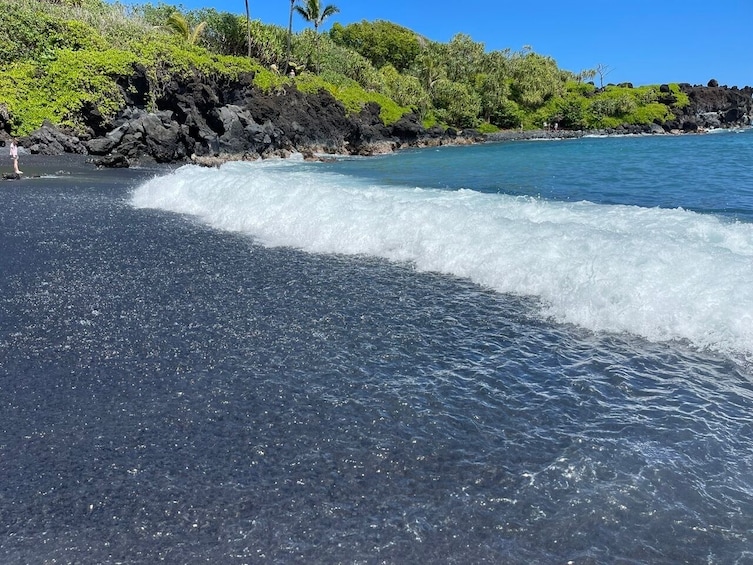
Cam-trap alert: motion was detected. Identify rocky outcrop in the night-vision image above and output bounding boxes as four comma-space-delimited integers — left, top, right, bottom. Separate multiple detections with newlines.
666, 84, 753, 131
86, 108, 189, 163
13, 65, 483, 167
24, 120, 87, 155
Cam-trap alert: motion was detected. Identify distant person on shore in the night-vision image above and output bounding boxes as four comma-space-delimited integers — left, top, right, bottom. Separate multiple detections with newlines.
9, 137, 22, 175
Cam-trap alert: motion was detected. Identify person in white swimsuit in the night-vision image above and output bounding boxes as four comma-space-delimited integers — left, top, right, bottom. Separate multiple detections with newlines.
9, 137, 22, 175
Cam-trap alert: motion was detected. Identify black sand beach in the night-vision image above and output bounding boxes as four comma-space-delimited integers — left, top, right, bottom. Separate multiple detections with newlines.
1, 153, 172, 188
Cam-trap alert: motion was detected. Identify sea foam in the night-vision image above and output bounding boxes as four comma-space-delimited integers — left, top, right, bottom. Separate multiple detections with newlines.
131, 160, 753, 358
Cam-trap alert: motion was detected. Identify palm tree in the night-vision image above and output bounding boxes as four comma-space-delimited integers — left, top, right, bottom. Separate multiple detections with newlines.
284, 0, 295, 76
244, 0, 251, 59
294, 0, 339, 72
165, 12, 207, 45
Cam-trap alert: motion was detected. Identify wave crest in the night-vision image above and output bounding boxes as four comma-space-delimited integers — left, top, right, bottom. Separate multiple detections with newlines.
131, 160, 753, 358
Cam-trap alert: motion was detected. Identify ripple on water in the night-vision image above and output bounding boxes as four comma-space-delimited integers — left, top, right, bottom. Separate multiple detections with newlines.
1, 181, 752, 563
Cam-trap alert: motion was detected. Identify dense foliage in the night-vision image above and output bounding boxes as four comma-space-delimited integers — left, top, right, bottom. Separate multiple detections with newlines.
0, 0, 689, 136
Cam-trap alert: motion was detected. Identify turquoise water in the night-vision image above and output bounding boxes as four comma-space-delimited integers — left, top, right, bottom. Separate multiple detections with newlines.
2, 132, 752, 564
332, 131, 753, 220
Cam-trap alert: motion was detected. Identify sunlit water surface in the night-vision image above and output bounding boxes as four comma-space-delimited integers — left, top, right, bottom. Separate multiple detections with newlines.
1, 134, 752, 564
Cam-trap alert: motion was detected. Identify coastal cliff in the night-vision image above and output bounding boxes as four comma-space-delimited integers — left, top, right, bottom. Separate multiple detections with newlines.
2, 72, 751, 168
1, 66, 483, 168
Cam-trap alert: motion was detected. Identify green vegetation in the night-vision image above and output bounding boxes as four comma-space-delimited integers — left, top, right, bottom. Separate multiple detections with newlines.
294, 0, 339, 73
0, 0, 689, 137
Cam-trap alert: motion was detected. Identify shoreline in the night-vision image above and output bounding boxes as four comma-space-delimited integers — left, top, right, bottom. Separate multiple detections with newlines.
0, 153, 174, 184
2, 125, 750, 179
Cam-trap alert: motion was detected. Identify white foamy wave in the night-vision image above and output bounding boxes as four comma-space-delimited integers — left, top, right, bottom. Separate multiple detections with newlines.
131, 160, 753, 358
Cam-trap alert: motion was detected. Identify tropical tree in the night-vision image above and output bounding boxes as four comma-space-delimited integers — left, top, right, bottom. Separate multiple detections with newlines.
380, 64, 430, 116
509, 49, 564, 108
443, 33, 485, 84
329, 20, 421, 72
431, 78, 481, 127
196, 9, 248, 56
285, 0, 295, 75
476, 50, 512, 124
294, 0, 339, 72
411, 41, 446, 91
575, 68, 597, 84
165, 12, 207, 45
247, 19, 286, 67
244, 0, 251, 58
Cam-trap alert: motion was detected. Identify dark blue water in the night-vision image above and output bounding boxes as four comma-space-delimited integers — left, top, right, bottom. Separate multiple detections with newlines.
1, 135, 753, 564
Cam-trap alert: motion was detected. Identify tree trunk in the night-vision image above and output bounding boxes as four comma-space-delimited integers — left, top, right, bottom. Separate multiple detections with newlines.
245, 0, 251, 59
285, 0, 294, 75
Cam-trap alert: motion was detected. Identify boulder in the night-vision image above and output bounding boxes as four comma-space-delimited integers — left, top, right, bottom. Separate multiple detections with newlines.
389, 113, 424, 143
25, 121, 86, 155
91, 153, 130, 168
140, 111, 188, 162
204, 104, 283, 155
682, 119, 699, 132
242, 86, 351, 152
347, 101, 394, 152
86, 110, 189, 163
86, 125, 127, 155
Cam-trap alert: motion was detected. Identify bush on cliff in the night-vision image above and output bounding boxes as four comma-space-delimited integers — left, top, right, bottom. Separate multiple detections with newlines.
585, 85, 682, 128
295, 73, 410, 125
0, 49, 137, 134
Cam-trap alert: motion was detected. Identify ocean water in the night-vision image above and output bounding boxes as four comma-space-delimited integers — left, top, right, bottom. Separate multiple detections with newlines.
1, 132, 752, 564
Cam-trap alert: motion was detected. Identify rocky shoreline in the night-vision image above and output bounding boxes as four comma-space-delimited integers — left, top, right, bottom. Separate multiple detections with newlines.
1, 69, 752, 172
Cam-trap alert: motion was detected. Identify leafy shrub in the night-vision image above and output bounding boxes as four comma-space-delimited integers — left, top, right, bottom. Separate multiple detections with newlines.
380, 65, 430, 116
668, 83, 690, 108
295, 72, 409, 125
494, 99, 525, 129
634, 85, 659, 105
431, 78, 481, 128
0, 48, 137, 134
555, 96, 589, 129
590, 94, 637, 118
294, 31, 386, 93
476, 122, 500, 133
194, 9, 248, 56
0, 3, 66, 64
566, 80, 597, 96
624, 103, 673, 125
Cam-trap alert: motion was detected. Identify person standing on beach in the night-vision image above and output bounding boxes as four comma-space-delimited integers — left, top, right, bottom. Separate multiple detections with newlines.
9, 137, 22, 175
